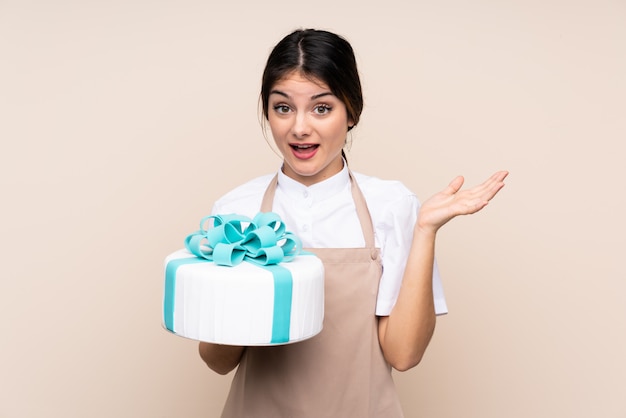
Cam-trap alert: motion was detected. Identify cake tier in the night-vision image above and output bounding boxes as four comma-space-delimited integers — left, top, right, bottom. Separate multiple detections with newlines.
164, 249, 324, 345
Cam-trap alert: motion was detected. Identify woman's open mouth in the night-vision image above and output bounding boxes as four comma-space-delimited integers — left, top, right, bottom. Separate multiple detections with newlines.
290, 144, 319, 159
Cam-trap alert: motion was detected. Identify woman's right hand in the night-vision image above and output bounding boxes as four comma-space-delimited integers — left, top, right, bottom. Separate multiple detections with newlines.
199, 342, 245, 375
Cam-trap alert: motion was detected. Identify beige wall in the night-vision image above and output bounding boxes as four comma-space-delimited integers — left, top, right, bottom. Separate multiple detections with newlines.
1, 0, 625, 417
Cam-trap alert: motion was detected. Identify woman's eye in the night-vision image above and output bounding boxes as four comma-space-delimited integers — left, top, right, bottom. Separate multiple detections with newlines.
314, 105, 332, 115
273, 105, 291, 114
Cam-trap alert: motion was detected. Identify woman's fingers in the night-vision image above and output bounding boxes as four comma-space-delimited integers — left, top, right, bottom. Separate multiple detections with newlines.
454, 170, 508, 214
445, 175, 465, 195
467, 171, 508, 198
478, 170, 508, 202
419, 171, 508, 230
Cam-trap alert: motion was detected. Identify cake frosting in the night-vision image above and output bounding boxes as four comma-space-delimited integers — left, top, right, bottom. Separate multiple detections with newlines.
163, 212, 324, 345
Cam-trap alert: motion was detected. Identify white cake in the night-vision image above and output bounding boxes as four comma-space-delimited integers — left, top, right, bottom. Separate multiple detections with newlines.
163, 213, 324, 345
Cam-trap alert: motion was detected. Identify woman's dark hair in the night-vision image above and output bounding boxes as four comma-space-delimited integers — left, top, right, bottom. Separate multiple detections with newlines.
261, 29, 363, 135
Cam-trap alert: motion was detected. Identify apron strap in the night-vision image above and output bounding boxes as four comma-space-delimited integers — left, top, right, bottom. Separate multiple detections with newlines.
260, 171, 376, 248
260, 175, 278, 213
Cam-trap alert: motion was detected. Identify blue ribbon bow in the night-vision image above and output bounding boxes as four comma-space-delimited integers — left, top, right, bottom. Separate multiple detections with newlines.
184, 212, 302, 266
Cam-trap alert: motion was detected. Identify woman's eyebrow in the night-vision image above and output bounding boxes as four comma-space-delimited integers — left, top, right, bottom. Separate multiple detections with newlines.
311, 92, 333, 100
270, 89, 290, 98
270, 90, 334, 100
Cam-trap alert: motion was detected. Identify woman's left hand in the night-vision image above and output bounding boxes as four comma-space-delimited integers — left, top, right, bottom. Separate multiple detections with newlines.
417, 170, 509, 234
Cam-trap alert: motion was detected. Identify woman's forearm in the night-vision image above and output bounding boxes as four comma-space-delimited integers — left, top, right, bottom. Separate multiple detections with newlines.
378, 226, 437, 371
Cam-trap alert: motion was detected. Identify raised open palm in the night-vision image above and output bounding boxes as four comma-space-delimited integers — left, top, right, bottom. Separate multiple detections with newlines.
417, 171, 509, 233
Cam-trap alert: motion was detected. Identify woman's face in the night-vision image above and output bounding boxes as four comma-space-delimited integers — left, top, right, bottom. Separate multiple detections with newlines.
267, 71, 352, 186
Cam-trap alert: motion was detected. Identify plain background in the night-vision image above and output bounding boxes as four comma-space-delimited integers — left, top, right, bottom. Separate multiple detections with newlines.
1, 0, 625, 417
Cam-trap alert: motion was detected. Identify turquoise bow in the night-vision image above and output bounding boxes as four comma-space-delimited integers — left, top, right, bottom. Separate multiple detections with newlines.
184, 212, 301, 266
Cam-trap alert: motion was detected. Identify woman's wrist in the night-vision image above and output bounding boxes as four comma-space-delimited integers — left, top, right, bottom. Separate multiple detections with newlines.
414, 219, 439, 239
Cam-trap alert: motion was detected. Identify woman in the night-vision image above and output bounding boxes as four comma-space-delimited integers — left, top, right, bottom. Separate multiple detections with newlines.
199, 28, 507, 417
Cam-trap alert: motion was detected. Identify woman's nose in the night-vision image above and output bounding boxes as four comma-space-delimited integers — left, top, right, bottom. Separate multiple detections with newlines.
292, 113, 312, 138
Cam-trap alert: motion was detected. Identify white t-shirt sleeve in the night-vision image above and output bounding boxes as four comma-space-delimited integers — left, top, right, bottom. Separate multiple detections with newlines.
375, 193, 448, 316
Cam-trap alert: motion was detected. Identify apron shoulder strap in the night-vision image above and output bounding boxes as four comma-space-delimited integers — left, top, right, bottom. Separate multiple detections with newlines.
260, 174, 278, 213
